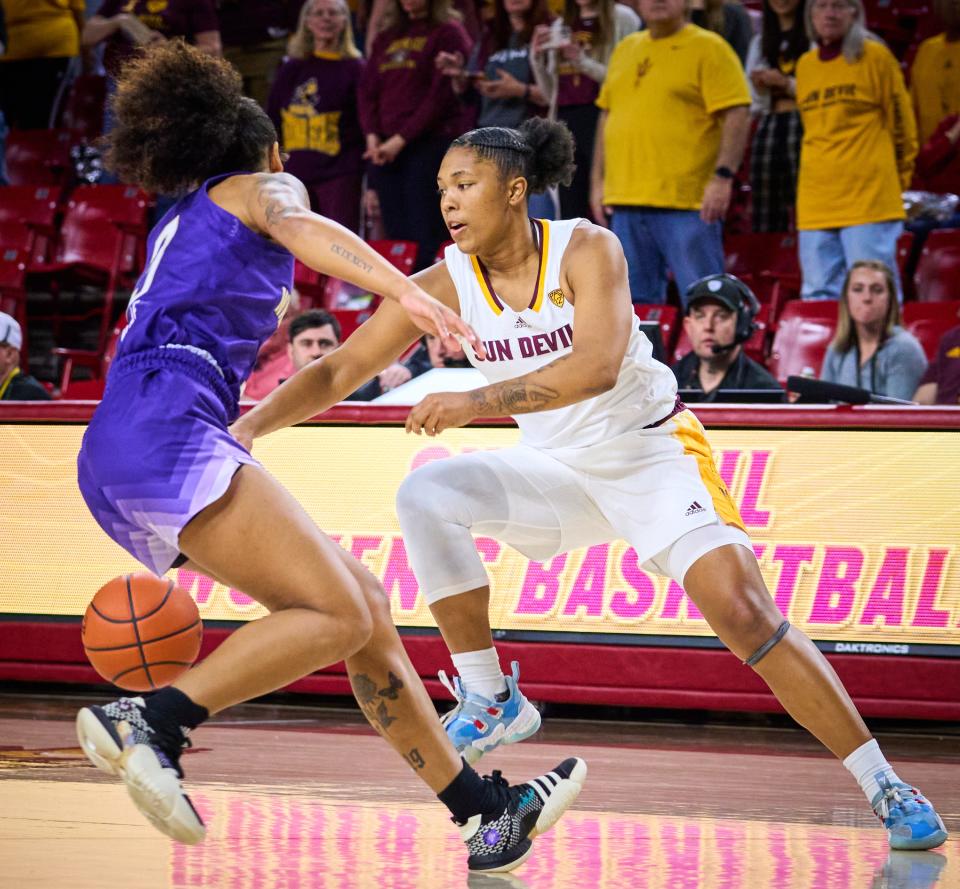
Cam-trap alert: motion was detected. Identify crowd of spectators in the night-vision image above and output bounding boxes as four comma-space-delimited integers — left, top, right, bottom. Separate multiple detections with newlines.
0, 0, 958, 406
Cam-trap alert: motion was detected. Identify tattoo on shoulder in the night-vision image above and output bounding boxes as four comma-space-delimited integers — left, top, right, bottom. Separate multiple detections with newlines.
257, 180, 300, 229
330, 241, 374, 274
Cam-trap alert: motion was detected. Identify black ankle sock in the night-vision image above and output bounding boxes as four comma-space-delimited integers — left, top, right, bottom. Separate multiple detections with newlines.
437, 760, 506, 822
143, 687, 209, 752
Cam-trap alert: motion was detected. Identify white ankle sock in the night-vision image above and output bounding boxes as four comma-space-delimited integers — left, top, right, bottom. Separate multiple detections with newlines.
843, 738, 903, 805
451, 648, 507, 699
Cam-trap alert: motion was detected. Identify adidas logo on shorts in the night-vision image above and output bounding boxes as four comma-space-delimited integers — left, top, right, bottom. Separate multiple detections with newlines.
685, 501, 706, 516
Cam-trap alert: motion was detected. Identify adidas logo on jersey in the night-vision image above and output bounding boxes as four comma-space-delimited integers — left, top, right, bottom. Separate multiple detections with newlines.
514, 316, 530, 328
685, 501, 706, 516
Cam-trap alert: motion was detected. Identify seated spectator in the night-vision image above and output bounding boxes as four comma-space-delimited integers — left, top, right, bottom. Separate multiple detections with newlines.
219, 0, 300, 108
267, 0, 365, 232
746, 0, 809, 232
820, 260, 927, 401
0, 0, 84, 129
914, 321, 960, 405
243, 308, 340, 399
0, 313, 51, 401
358, 0, 473, 270
909, 0, 960, 151
530, 0, 640, 219
795, 0, 917, 301
671, 274, 784, 401
690, 0, 753, 65
347, 331, 472, 399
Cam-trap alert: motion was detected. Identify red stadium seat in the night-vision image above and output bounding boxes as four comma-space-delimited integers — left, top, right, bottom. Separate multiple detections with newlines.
29, 185, 149, 354
434, 240, 454, 264
914, 229, 960, 302
53, 316, 125, 398
330, 307, 375, 340
767, 300, 838, 384
293, 260, 325, 308
368, 239, 418, 274
902, 300, 960, 362
0, 185, 62, 267
633, 304, 678, 354
58, 74, 107, 138
724, 232, 800, 319
5, 129, 77, 186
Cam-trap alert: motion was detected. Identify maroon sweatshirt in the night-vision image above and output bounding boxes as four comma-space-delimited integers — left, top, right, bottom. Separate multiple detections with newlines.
913, 114, 960, 196
267, 54, 366, 183
358, 18, 472, 144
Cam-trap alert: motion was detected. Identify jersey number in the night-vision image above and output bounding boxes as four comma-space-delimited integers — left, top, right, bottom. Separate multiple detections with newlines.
123, 215, 180, 339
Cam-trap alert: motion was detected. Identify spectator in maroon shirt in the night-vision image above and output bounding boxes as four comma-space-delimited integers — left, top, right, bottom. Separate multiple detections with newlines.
358, 0, 473, 269
219, 0, 301, 108
267, 0, 365, 232
915, 321, 960, 405
912, 114, 960, 197
83, 0, 221, 79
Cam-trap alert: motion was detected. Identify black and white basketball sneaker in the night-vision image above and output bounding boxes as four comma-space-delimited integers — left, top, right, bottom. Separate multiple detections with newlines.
459, 757, 587, 872
76, 697, 205, 844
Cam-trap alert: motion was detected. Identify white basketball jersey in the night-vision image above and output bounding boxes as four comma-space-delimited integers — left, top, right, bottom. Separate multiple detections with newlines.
445, 218, 678, 450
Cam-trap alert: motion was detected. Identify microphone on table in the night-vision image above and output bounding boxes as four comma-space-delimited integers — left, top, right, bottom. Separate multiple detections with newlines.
785, 375, 915, 405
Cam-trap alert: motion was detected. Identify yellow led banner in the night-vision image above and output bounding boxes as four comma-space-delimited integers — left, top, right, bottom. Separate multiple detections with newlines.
0, 424, 958, 650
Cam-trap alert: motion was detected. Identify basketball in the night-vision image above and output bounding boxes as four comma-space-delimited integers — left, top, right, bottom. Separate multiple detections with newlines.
81, 574, 203, 692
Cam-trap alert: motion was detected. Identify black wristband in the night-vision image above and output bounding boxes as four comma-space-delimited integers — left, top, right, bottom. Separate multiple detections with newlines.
714, 165, 735, 179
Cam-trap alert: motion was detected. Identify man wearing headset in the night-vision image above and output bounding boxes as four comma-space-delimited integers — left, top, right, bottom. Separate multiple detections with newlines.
671, 274, 783, 401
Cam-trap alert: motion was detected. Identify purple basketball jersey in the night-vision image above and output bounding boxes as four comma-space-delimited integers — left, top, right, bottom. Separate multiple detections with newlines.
117, 173, 295, 403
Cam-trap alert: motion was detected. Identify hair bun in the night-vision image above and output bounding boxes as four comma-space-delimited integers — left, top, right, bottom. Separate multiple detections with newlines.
517, 118, 575, 193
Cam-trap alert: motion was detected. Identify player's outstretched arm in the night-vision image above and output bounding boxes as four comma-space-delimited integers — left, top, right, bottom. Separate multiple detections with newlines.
245, 172, 481, 353
231, 262, 458, 448
406, 224, 631, 436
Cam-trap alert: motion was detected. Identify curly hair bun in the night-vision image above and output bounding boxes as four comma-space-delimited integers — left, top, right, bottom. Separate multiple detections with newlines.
105, 40, 276, 194
518, 118, 576, 193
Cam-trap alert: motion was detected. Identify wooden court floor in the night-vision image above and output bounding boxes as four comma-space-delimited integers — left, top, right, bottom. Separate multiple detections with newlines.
2, 691, 958, 889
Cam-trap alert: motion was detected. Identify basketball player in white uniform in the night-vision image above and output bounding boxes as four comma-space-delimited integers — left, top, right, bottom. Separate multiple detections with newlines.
233, 119, 947, 851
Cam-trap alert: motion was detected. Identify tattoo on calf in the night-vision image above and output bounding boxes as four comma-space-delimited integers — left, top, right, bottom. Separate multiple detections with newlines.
330, 242, 374, 274
350, 671, 405, 735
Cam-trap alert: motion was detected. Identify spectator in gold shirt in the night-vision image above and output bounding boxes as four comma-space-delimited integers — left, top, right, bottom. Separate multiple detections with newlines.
909, 0, 960, 148
795, 0, 917, 301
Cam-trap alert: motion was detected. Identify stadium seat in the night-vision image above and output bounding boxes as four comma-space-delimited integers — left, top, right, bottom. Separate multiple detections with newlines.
5, 129, 77, 186
724, 232, 800, 319
633, 304, 678, 354
903, 300, 960, 362
914, 230, 960, 302
58, 74, 107, 138
369, 239, 418, 274
29, 185, 149, 353
293, 260, 324, 308
0, 186, 62, 267
895, 230, 916, 299
53, 316, 125, 399
434, 240, 454, 264
331, 307, 375, 340
767, 299, 838, 384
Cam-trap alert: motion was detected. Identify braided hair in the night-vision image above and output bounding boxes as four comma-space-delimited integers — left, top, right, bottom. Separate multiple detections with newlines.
449, 118, 575, 194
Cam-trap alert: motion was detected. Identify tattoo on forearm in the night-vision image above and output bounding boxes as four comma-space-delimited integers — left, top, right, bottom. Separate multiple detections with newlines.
350, 671, 405, 735
330, 242, 374, 274
404, 748, 426, 770
470, 380, 560, 416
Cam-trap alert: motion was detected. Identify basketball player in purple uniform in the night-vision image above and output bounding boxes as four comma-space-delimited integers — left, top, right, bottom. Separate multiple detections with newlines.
74, 42, 586, 873
233, 118, 947, 851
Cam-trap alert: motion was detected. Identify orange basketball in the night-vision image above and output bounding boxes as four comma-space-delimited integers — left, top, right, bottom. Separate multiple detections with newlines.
81, 574, 203, 692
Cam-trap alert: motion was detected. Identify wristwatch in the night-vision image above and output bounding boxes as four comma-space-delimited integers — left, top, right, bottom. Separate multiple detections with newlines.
714, 166, 735, 179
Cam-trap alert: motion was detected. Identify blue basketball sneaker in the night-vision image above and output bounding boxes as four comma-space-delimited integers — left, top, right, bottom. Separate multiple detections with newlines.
871, 774, 948, 850
439, 661, 542, 765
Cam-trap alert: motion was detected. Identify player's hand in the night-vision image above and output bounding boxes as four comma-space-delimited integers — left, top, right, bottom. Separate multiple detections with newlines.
228, 420, 254, 452
396, 287, 486, 360
406, 391, 476, 436
700, 176, 733, 224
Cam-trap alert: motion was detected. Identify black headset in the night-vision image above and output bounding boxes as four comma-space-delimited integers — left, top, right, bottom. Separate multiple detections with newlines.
685, 274, 761, 351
